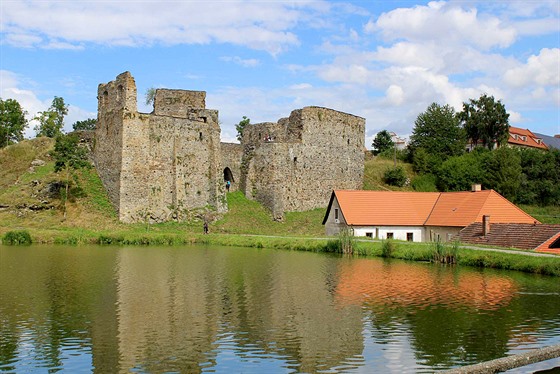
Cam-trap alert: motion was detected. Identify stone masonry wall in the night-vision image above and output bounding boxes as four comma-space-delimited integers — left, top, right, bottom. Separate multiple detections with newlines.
96, 73, 365, 223
220, 142, 243, 192
241, 106, 365, 220
95, 72, 225, 223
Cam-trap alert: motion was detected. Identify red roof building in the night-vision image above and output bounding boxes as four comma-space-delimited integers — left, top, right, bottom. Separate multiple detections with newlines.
323, 188, 539, 244
508, 126, 548, 150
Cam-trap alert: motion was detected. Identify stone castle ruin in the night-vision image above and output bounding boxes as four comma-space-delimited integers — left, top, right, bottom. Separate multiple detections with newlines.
94, 72, 364, 223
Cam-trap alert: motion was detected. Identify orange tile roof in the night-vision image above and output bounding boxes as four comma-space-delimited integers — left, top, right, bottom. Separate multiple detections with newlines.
327, 189, 538, 227
508, 126, 548, 150
329, 190, 440, 226
425, 190, 537, 226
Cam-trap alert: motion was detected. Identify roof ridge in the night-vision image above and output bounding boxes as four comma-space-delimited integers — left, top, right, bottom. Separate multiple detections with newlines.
424, 192, 443, 225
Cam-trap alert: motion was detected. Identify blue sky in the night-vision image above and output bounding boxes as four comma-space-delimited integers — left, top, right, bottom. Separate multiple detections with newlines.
1, 0, 559, 146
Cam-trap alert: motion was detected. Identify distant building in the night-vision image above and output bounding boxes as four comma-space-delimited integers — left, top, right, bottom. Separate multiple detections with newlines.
507, 126, 547, 150
534, 132, 560, 150
466, 126, 548, 151
388, 131, 407, 150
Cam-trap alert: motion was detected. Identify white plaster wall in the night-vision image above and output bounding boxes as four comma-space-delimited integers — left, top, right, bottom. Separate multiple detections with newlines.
352, 226, 425, 242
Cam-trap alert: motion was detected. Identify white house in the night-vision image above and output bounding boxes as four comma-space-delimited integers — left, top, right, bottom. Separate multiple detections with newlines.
322, 188, 538, 242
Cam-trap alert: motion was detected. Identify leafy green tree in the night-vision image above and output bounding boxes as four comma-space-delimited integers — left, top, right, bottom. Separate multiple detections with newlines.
0, 98, 28, 148
372, 130, 394, 156
460, 94, 509, 150
34, 96, 68, 138
409, 103, 465, 163
412, 148, 442, 175
517, 148, 560, 206
235, 116, 250, 142
51, 133, 90, 218
72, 118, 96, 131
436, 151, 485, 192
145, 87, 156, 106
482, 147, 521, 201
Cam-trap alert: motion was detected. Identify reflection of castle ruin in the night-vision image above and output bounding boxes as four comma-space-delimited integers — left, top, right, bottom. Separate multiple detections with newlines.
94, 72, 364, 222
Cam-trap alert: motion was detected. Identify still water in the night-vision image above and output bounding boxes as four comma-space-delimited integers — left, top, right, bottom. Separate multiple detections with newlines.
1, 244, 559, 373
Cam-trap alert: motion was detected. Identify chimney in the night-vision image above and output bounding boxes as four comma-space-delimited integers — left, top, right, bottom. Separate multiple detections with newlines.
482, 215, 491, 236
472, 184, 482, 192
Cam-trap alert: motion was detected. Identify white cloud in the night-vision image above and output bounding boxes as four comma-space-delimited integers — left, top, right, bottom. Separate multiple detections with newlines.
385, 85, 404, 106
220, 56, 260, 68
370, 1, 517, 50
504, 48, 560, 87
0, 1, 327, 54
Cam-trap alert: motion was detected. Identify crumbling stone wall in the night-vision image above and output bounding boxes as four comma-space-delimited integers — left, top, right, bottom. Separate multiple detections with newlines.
95, 72, 225, 223
240, 106, 365, 220
220, 142, 243, 192
95, 73, 364, 223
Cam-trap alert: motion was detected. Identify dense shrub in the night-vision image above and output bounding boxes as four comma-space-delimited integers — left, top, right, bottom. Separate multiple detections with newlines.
3, 230, 32, 245
381, 239, 396, 257
384, 166, 407, 187
411, 174, 437, 192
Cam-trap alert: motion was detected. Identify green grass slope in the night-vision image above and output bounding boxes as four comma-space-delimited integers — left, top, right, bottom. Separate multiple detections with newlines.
1, 139, 558, 244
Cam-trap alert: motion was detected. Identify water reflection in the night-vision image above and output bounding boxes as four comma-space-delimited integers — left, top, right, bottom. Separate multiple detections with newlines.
1, 245, 559, 373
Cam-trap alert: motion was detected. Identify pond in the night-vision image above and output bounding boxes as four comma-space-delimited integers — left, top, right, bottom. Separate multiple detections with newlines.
1, 245, 559, 373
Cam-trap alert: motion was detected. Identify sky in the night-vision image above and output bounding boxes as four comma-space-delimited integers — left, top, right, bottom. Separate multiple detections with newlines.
1, 0, 559, 147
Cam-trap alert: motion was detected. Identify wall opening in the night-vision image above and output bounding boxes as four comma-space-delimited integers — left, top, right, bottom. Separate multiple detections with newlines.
223, 167, 234, 182
117, 85, 124, 102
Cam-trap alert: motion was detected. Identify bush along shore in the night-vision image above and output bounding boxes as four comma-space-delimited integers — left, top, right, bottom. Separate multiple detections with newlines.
2, 229, 560, 277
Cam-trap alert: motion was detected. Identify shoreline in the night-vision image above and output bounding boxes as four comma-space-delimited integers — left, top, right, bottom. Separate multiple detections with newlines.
2, 229, 559, 277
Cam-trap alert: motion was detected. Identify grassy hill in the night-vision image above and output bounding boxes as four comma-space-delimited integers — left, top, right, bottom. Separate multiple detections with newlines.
1, 139, 558, 244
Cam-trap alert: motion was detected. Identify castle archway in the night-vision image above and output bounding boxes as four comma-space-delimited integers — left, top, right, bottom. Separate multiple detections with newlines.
224, 167, 234, 182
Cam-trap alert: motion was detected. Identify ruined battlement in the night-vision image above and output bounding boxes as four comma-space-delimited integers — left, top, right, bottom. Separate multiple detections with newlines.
94, 72, 225, 223
98, 71, 137, 115
239, 106, 365, 220
154, 89, 206, 117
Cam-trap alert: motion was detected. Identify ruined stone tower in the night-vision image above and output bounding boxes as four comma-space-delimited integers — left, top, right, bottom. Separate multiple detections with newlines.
240, 107, 365, 220
94, 72, 225, 223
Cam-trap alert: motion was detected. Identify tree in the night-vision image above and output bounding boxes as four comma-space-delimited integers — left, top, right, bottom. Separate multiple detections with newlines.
517, 148, 560, 206
482, 147, 521, 201
460, 94, 509, 150
72, 118, 97, 131
0, 98, 28, 148
409, 103, 465, 162
436, 151, 485, 192
235, 116, 250, 142
51, 133, 90, 218
145, 87, 156, 106
372, 130, 394, 156
34, 96, 68, 138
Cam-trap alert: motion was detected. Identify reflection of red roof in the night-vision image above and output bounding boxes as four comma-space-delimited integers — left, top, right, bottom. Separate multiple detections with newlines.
335, 260, 517, 310
509, 127, 548, 150
325, 190, 538, 227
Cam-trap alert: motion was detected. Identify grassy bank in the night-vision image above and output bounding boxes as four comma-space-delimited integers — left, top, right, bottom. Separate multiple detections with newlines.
1, 139, 559, 277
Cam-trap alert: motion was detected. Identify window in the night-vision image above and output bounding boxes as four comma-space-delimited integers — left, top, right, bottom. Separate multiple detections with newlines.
407, 233, 413, 241
386, 232, 394, 239
334, 209, 339, 221
366, 232, 373, 238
